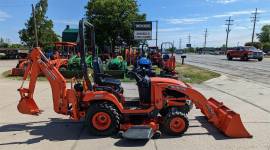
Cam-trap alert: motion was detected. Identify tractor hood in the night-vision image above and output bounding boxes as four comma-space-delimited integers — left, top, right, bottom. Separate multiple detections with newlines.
151, 77, 188, 87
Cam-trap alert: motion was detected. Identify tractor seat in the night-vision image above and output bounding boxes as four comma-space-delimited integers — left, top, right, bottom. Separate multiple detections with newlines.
100, 76, 121, 85
163, 54, 170, 61
93, 57, 123, 93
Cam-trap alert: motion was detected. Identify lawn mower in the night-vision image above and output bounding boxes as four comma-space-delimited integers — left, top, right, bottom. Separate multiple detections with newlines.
132, 43, 156, 77
16, 19, 252, 140
59, 53, 93, 78
104, 51, 128, 79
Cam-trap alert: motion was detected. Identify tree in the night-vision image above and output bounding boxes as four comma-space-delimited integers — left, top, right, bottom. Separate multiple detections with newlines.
85, 0, 146, 50
262, 42, 270, 53
257, 25, 270, 43
0, 38, 9, 48
19, 0, 58, 48
245, 42, 262, 49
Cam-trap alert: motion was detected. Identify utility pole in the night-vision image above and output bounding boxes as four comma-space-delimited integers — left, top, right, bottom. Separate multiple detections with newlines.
179, 38, 182, 49
251, 8, 259, 44
32, 4, 38, 47
204, 28, 208, 50
225, 16, 233, 51
156, 20, 158, 49
188, 33, 191, 44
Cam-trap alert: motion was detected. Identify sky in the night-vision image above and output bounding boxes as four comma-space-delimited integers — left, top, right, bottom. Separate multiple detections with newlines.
0, 0, 270, 48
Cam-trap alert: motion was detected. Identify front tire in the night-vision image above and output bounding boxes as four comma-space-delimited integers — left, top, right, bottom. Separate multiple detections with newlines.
241, 55, 249, 61
162, 110, 189, 136
258, 58, 263, 61
86, 102, 120, 136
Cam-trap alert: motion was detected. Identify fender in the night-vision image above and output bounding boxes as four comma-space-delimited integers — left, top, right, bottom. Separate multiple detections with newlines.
83, 91, 125, 112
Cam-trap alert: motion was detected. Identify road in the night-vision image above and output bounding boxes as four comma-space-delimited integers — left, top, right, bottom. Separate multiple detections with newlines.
179, 54, 270, 85
0, 59, 270, 150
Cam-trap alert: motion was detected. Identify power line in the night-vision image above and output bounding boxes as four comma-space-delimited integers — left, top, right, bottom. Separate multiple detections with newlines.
225, 16, 233, 51
251, 8, 259, 44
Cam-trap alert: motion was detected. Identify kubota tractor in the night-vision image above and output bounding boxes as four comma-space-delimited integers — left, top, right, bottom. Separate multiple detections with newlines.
17, 19, 252, 140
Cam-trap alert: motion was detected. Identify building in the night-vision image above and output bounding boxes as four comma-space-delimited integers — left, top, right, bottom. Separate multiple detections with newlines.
62, 25, 79, 43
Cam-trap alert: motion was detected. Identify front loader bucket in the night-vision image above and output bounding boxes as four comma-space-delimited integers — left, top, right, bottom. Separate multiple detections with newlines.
17, 98, 40, 115
207, 98, 252, 138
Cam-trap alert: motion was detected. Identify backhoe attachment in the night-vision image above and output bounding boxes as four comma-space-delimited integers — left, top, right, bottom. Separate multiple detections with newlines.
168, 85, 252, 138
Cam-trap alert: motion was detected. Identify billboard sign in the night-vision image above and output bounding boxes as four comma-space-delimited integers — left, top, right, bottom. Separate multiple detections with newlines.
133, 21, 152, 40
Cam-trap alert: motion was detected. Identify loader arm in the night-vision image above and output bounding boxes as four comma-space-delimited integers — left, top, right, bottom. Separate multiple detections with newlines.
167, 85, 252, 138
18, 47, 68, 115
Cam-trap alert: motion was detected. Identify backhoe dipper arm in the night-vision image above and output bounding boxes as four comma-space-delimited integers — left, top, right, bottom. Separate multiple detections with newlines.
18, 47, 68, 115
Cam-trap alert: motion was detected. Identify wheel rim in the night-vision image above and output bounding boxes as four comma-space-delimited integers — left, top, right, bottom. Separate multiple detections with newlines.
169, 117, 185, 133
92, 112, 112, 131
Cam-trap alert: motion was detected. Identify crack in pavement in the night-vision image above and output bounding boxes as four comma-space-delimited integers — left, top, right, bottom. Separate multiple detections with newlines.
70, 125, 85, 150
205, 84, 270, 114
153, 140, 158, 150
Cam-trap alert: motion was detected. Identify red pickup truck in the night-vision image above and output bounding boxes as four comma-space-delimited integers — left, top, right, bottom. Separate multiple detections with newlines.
226, 46, 264, 61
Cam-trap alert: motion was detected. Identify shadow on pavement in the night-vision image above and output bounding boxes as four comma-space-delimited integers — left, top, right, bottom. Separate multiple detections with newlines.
0, 116, 230, 147
195, 116, 230, 140
0, 118, 100, 145
220, 58, 258, 62
114, 139, 148, 147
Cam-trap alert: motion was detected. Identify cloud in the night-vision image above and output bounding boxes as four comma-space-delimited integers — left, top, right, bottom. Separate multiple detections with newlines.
206, 0, 238, 4
259, 20, 270, 25
159, 27, 183, 32
54, 19, 78, 25
165, 9, 267, 25
0, 10, 11, 21
166, 17, 209, 25
213, 10, 267, 18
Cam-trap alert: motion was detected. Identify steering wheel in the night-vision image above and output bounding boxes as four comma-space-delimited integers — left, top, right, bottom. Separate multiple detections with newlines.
127, 70, 143, 83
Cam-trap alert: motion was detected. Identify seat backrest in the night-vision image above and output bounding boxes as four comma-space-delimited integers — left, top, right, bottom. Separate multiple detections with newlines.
93, 57, 104, 74
137, 76, 151, 104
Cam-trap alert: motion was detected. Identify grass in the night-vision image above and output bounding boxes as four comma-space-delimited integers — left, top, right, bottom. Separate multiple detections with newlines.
2, 70, 48, 81
175, 64, 220, 84
2, 63, 220, 84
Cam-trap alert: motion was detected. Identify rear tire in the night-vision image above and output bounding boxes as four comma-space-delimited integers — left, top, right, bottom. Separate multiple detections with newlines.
227, 54, 233, 60
258, 58, 263, 61
85, 102, 120, 136
162, 110, 189, 136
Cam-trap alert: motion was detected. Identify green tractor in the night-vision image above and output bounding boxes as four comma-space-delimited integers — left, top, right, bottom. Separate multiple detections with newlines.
105, 55, 127, 79
60, 54, 93, 78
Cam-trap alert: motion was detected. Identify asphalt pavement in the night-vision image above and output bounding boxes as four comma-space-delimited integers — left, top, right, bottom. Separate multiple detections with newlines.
178, 54, 270, 85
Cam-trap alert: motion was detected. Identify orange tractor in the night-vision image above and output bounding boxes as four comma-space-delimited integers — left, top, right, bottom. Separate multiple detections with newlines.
160, 42, 177, 79
11, 42, 76, 76
17, 19, 251, 140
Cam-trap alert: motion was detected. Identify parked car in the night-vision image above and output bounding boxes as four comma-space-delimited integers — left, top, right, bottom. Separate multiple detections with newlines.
226, 46, 264, 61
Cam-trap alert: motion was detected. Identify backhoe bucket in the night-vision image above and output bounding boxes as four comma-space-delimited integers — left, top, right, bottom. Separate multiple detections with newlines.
207, 98, 252, 138
17, 98, 40, 115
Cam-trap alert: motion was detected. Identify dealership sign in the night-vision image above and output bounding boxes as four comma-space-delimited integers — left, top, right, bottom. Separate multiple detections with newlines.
133, 21, 152, 40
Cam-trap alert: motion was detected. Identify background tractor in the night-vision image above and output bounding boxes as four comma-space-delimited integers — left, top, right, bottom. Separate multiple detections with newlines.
11, 42, 75, 76
159, 42, 177, 79
104, 48, 128, 79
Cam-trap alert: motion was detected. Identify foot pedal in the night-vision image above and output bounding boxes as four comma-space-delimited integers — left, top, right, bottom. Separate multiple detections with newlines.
122, 126, 154, 140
